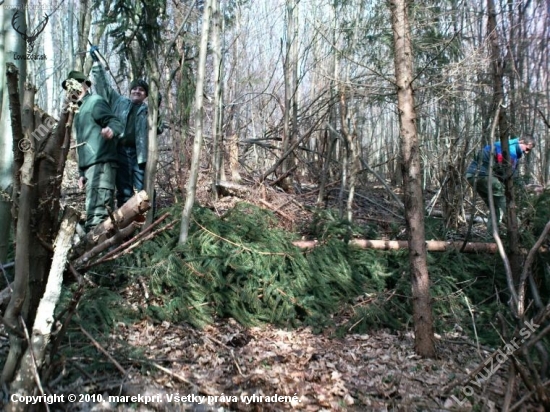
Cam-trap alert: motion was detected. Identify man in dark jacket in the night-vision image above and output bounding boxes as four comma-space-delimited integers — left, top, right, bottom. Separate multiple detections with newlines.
465, 136, 535, 233
62, 70, 124, 232
91, 58, 154, 208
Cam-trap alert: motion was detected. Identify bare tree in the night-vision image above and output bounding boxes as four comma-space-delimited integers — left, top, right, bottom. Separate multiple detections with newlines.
211, 0, 224, 199
0, 0, 27, 264
1, 63, 74, 386
280, 0, 299, 192
487, 0, 523, 279
179, 0, 213, 244
389, 0, 435, 358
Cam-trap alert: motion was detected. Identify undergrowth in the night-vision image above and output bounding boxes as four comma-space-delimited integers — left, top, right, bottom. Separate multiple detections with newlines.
67, 202, 512, 348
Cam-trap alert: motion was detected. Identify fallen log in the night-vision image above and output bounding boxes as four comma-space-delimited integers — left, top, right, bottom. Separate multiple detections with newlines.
73, 222, 140, 268
71, 190, 150, 257
87, 190, 150, 243
293, 239, 499, 254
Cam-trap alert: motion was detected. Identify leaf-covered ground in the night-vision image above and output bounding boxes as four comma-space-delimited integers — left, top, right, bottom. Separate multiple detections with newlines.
0, 309, 543, 411
1, 163, 546, 411
51, 316, 520, 412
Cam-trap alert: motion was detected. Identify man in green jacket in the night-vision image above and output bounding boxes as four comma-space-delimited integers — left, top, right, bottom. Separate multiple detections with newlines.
62, 70, 124, 232
90, 56, 154, 208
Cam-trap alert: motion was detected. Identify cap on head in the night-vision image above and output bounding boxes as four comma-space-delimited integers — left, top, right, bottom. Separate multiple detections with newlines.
62, 71, 92, 90
130, 79, 149, 96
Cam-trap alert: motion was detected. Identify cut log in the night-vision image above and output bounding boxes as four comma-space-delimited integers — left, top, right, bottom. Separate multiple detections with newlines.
71, 190, 150, 258
87, 190, 150, 243
73, 222, 140, 268
293, 239, 499, 254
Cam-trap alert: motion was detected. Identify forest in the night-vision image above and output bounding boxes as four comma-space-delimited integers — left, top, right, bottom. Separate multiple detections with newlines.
0, 0, 549, 410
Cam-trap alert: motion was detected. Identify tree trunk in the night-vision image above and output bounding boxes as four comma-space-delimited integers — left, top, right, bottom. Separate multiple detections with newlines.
17, 82, 37, 326
6, 208, 78, 412
280, 0, 299, 192
72, 190, 151, 257
229, 134, 241, 182
389, 0, 435, 358
228, 5, 242, 184
75, 0, 92, 71
293, 239, 499, 254
211, 0, 224, 199
29, 107, 74, 323
339, 92, 360, 222
144, 61, 160, 227
179, 0, 213, 244
0, 1, 27, 264
339, 0, 363, 222
487, 0, 522, 280
2, 79, 35, 386
317, 130, 336, 207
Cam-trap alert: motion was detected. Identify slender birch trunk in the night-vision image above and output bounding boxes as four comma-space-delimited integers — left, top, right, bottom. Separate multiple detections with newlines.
144, 61, 160, 227
179, 0, 213, 244
211, 0, 224, 199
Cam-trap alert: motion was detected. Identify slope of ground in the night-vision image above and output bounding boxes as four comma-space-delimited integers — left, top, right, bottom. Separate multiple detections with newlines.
0, 167, 544, 411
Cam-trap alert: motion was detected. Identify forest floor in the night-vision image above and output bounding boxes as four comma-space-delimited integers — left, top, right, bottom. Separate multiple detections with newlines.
58, 317, 514, 412
1, 162, 542, 411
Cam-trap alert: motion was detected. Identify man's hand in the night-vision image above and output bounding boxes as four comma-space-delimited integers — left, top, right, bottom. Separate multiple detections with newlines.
78, 176, 87, 191
89, 45, 100, 62
101, 127, 114, 139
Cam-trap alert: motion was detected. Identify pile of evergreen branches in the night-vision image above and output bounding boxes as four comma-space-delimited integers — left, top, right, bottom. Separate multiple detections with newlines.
85, 202, 507, 342
126, 203, 392, 330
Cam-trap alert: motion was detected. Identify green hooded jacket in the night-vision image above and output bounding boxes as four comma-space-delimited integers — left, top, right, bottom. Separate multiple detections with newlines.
74, 93, 123, 175
91, 63, 150, 164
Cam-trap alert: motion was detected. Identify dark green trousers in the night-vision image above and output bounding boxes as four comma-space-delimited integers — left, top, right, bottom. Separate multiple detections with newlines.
84, 162, 117, 232
467, 175, 507, 232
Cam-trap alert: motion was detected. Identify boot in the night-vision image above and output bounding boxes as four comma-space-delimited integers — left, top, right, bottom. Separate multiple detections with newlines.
487, 196, 508, 235
495, 196, 507, 225
487, 196, 506, 236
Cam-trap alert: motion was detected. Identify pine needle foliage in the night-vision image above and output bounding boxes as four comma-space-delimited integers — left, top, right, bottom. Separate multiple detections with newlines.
59, 286, 128, 333
519, 189, 550, 303
117, 203, 392, 331
48, 201, 514, 383
106, 203, 507, 345
339, 247, 510, 344
93, 0, 167, 79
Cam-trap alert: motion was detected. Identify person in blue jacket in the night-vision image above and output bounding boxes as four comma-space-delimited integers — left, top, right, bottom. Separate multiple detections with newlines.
465, 136, 535, 232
